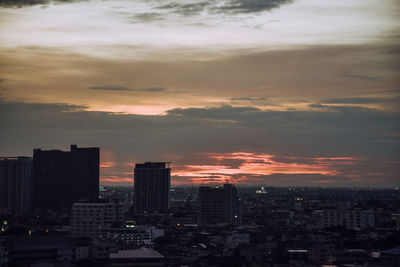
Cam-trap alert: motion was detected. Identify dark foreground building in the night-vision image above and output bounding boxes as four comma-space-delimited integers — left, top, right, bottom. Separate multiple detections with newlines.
199, 184, 241, 226
33, 144, 99, 210
134, 162, 170, 216
0, 157, 33, 215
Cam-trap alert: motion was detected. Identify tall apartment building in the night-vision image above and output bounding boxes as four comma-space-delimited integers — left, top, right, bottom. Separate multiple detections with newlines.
70, 202, 124, 240
133, 162, 170, 216
33, 144, 99, 210
0, 157, 33, 215
199, 184, 241, 226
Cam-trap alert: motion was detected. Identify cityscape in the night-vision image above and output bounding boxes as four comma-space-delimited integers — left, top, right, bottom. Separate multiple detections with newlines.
0, 145, 399, 266
1, 0, 400, 266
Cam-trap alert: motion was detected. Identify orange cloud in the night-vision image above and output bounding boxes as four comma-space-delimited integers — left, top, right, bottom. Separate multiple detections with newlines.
100, 162, 114, 168
101, 176, 133, 183
172, 152, 359, 184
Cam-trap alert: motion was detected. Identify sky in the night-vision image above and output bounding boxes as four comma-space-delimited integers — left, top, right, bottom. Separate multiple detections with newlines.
0, 0, 399, 187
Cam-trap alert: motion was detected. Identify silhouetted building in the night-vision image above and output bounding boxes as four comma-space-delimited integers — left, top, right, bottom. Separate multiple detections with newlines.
71, 202, 124, 240
33, 144, 99, 210
8, 236, 77, 266
134, 162, 170, 215
0, 157, 33, 215
109, 248, 164, 267
199, 184, 241, 225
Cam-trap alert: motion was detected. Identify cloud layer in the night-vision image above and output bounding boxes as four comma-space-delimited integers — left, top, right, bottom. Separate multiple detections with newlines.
0, 0, 399, 187
0, 99, 399, 186
89, 86, 166, 92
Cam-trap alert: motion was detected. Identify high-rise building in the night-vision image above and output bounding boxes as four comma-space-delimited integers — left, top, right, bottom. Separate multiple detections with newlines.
133, 162, 170, 216
199, 184, 241, 226
33, 144, 99, 210
0, 157, 33, 215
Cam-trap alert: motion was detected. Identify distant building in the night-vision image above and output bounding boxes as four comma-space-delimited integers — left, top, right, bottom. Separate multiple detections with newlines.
8, 236, 77, 266
0, 244, 7, 267
313, 209, 374, 230
308, 243, 334, 265
33, 144, 99, 210
313, 209, 343, 229
344, 210, 374, 229
109, 248, 164, 267
71, 202, 124, 240
133, 162, 170, 215
335, 249, 373, 266
380, 248, 400, 267
266, 210, 294, 229
199, 184, 241, 225
392, 213, 400, 230
0, 157, 33, 215
100, 225, 164, 248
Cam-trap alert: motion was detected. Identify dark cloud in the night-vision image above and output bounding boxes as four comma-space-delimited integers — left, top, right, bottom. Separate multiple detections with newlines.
131, 12, 164, 23
157, 2, 210, 16
168, 105, 260, 120
230, 96, 267, 104
218, 0, 294, 14
1, 100, 399, 186
340, 74, 384, 82
322, 98, 382, 104
89, 86, 166, 92
156, 0, 292, 16
320, 96, 400, 104
0, 0, 85, 7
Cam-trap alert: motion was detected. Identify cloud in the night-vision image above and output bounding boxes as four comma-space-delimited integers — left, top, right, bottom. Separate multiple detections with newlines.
218, 0, 294, 14
323, 98, 379, 104
131, 12, 164, 23
230, 96, 267, 104
322, 97, 400, 105
340, 74, 384, 82
0, 100, 399, 186
89, 85, 166, 92
156, 0, 293, 16
156, 1, 210, 16
0, 0, 85, 7
173, 152, 362, 184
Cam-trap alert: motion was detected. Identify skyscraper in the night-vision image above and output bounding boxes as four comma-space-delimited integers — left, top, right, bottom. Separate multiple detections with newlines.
199, 184, 241, 226
134, 162, 170, 216
33, 144, 99, 210
0, 157, 33, 215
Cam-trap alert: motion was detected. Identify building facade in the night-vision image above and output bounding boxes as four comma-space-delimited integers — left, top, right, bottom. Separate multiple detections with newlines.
33, 144, 99, 210
199, 184, 241, 226
100, 225, 164, 248
313, 209, 374, 230
71, 202, 124, 240
133, 162, 170, 216
0, 157, 33, 215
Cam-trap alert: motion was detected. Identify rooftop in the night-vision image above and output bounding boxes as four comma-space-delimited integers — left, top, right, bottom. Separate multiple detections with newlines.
109, 248, 164, 259
381, 248, 400, 255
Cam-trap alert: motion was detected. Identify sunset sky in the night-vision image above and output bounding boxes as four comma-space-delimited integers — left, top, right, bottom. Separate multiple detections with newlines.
0, 0, 399, 186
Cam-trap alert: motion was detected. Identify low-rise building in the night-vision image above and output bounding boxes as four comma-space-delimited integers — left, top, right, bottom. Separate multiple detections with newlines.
345, 210, 374, 229
100, 225, 164, 248
0, 245, 7, 267
109, 248, 164, 267
8, 236, 76, 266
381, 248, 400, 267
71, 202, 125, 240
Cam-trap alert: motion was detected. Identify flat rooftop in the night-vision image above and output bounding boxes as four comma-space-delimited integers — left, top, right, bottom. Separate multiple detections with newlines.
110, 248, 164, 259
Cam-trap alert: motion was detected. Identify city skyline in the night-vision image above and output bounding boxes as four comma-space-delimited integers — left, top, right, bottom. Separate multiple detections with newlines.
0, 0, 399, 187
